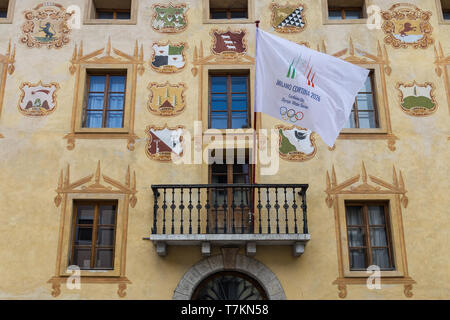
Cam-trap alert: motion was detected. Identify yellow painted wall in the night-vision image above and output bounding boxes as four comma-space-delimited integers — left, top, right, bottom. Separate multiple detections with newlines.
0, 0, 448, 299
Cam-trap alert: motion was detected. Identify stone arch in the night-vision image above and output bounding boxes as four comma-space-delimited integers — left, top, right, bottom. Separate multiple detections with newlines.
172, 253, 286, 300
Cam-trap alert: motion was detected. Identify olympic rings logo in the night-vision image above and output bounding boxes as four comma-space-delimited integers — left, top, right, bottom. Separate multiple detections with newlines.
280, 107, 304, 123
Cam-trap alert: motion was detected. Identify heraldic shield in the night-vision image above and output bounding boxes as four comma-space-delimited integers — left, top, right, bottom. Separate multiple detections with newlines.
20, 2, 72, 49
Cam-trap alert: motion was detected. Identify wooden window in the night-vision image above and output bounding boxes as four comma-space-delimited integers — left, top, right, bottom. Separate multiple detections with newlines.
93, 0, 131, 20
327, 0, 364, 20
96, 9, 131, 20
209, 155, 252, 234
83, 71, 127, 129
345, 202, 394, 271
210, 0, 248, 19
209, 73, 250, 129
328, 7, 362, 20
345, 70, 379, 129
71, 201, 118, 270
0, 9, 7, 19
443, 0, 450, 20
0, 0, 7, 17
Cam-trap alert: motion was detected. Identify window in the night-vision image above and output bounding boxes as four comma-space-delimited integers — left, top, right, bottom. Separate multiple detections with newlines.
209, 152, 252, 234
83, 71, 127, 129
71, 201, 117, 270
345, 70, 379, 129
328, 7, 362, 20
96, 9, 130, 20
84, 0, 137, 25
442, 0, 450, 19
210, 0, 248, 19
345, 202, 394, 271
0, 0, 14, 23
209, 73, 250, 129
323, 0, 366, 24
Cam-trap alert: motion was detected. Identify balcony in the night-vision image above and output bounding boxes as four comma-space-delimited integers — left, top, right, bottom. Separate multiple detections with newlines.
147, 184, 310, 257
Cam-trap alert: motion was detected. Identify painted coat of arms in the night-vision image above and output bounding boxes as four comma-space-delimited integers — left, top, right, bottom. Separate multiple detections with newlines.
211, 29, 247, 56
270, 3, 307, 33
145, 125, 184, 161
152, 3, 188, 33
18, 81, 59, 116
396, 81, 437, 116
381, 4, 433, 49
148, 82, 186, 116
20, 2, 72, 49
276, 125, 316, 161
151, 42, 186, 73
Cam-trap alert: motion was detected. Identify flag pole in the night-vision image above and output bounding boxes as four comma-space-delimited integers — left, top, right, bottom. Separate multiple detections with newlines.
252, 20, 260, 232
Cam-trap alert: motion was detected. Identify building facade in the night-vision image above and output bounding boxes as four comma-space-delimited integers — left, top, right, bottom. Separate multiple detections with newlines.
0, 0, 448, 299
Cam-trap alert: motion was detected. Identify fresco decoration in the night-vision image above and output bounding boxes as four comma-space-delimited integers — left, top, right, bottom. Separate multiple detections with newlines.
18, 81, 59, 117
381, 3, 433, 49
210, 29, 247, 57
147, 82, 186, 116
151, 42, 187, 73
396, 81, 437, 116
276, 125, 316, 161
151, 3, 188, 33
145, 125, 185, 161
433, 42, 450, 115
270, 3, 307, 33
20, 2, 73, 49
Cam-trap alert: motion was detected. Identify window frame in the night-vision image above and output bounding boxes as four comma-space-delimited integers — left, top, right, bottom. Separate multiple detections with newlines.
344, 201, 395, 271
96, 8, 131, 20
322, 0, 367, 25
0, 0, 15, 24
59, 193, 126, 278
70, 200, 118, 270
338, 194, 405, 278
83, 70, 128, 129
346, 70, 380, 129
340, 65, 388, 135
84, 0, 137, 25
436, 0, 450, 24
208, 72, 251, 130
208, 150, 253, 234
203, 0, 254, 24
210, 7, 248, 20
75, 65, 133, 134
328, 7, 363, 20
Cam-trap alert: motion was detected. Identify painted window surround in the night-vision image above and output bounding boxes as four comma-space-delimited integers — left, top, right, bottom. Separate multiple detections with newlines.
83, 0, 138, 25
203, 0, 255, 24
64, 39, 144, 151
325, 163, 416, 298
0, 40, 15, 139
48, 162, 137, 298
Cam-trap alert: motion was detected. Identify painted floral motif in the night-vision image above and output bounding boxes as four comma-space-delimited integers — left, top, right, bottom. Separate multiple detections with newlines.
18, 81, 59, 116
20, 3, 72, 49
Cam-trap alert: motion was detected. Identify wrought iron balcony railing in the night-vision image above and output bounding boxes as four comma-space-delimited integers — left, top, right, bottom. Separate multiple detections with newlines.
151, 184, 309, 235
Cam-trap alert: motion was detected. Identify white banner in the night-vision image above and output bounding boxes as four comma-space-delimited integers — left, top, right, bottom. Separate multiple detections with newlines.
255, 29, 369, 147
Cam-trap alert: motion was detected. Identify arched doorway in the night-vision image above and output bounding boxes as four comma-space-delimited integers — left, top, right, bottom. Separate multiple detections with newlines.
192, 271, 268, 300
172, 254, 286, 300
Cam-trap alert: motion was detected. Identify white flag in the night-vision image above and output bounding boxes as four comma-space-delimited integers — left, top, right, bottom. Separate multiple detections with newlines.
255, 29, 369, 147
